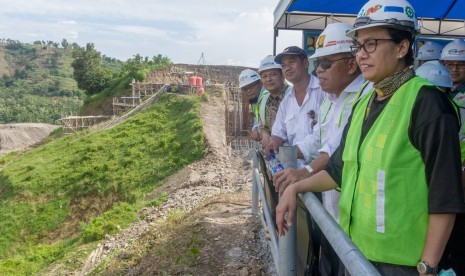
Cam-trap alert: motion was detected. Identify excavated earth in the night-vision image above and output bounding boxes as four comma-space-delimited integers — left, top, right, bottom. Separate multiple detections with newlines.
0, 123, 59, 157
33, 86, 275, 275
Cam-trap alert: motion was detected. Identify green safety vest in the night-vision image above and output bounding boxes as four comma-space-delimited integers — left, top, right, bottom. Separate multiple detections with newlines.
253, 85, 291, 127
253, 89, 270, 125
253, 89, 270, 126
340, 77, 431, 266
318, 83, 368, 148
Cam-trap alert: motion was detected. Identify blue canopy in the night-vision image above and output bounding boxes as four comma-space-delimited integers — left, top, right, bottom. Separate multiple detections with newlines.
274, 0, 465, 36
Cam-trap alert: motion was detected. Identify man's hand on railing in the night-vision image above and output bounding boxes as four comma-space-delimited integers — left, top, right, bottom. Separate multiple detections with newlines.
259, 131, 271, 147
263, 141, 279, 158
273, 168, 312, 196
275, 184, 298, 237
251, 127, 261, 141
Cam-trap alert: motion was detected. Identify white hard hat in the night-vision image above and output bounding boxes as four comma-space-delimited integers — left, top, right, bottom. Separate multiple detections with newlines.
258, 55, 282, 73
310, 23, 354, 59
417, 41, 443, 61
440, 39, 465, 61
238, 69, 261, 88
346, 0, 420, 38
415, 60, 453, 88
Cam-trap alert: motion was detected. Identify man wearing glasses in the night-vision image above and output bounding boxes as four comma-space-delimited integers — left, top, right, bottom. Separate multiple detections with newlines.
441, 39, 465, 191
273, 23, 370, 276
264, 46, 325, 168
439, 38, 465, 275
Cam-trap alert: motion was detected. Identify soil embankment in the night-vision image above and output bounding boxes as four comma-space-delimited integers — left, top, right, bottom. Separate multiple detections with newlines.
0, 123, 59, 157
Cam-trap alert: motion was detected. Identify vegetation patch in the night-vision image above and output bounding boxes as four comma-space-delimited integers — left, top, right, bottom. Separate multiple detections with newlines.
92, 206, 206, 275
0, 41, 86, 124
0, 93, 205, 275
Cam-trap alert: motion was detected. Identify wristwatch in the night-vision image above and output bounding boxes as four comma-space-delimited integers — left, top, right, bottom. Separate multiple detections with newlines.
304, 165, 314, 175
417, 261, 438, 274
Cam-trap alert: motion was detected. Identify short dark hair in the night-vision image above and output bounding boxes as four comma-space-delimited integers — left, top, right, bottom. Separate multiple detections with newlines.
386, 28, 414, 66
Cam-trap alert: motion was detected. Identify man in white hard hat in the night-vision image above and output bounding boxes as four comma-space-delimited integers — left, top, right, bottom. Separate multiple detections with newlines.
238, 69, 263, 141
416, 41, 444, 66
264, 46, 325, 167
416, 60, 453, 93
439, 38, 465, 276
273, 22, 370, 276
441, 39, 465, 180
254, 55, 292, 147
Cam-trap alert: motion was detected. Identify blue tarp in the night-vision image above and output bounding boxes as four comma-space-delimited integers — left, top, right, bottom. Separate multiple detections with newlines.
286, 0, 465, 19
274, 0, 465, 37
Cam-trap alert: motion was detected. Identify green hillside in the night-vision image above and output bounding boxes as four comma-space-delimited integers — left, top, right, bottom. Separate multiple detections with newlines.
0, 40, 86, 124
0, 93, 205, 275
0, 40, 171, 124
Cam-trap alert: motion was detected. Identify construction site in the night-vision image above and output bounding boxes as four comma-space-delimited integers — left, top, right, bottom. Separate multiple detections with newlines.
0, 60, 276, 275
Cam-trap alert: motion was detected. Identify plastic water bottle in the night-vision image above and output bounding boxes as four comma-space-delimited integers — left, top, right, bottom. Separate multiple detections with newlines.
439, 269, 456, 276
268, 153, 284, 175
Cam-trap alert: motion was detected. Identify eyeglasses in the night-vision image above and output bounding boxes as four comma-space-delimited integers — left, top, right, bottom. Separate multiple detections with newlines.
241, 81, 260, 91
313, 56, 353, 70
350, 38, 394, 55
443, 62, 465, 70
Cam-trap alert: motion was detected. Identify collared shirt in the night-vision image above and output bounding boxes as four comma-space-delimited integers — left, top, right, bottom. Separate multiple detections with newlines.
272, 74, 325, 164
319, 75, 371, 156
316, 75, 369, 221
258, 85, 290, 133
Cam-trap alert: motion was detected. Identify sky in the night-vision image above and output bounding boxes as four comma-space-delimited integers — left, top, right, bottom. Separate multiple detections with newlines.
0, 0, 302, 67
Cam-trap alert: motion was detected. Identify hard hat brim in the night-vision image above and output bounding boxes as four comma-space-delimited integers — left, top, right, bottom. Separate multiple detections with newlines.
346, 19, 419, 39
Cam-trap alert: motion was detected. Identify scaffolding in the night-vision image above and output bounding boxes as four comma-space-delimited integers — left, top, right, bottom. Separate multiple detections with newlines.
225, 84, 253, 151
112, 80, 165, 116
59, 115, 111, 133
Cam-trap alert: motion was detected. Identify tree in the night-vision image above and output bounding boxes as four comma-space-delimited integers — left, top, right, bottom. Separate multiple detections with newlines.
61, 38, 69, 49
152, 54, 171, 67
71, 43, 110, 95
123, 54, 146, 80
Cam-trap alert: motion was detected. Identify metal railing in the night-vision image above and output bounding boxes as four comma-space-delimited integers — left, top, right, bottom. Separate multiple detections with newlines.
251, 142, 380, 276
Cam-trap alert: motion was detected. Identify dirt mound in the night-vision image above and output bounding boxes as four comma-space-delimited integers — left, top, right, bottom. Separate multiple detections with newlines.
0, 123, 59, 157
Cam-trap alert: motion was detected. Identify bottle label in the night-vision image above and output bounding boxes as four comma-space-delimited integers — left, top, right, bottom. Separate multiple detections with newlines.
271, 163, 284, 175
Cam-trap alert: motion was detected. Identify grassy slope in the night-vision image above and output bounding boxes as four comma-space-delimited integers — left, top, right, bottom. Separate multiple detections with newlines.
0, 93, 205, 275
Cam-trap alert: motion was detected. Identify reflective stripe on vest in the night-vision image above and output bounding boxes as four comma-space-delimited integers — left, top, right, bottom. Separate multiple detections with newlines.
258, 93, 270, 126
253, 90, 269, 123
254, 85, 291, 127
319, 92, 358, 148
340, 77, 430, 266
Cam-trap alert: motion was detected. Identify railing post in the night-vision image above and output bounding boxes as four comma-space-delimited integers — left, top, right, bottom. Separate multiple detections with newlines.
252, 142, 259, 215
278, 146, 297, 276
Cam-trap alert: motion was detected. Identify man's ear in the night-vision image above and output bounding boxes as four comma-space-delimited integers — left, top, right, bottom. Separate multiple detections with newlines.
347, 57, 358, 74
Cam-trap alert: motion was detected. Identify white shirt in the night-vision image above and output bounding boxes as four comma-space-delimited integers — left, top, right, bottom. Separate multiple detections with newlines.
317, 75, 371, 222
271, 74, 325, 166
319, 75, 371, 156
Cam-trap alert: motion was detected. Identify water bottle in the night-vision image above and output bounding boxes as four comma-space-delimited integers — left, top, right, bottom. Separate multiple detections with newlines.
439, 269, 456, 276
268, 153, 284, 175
